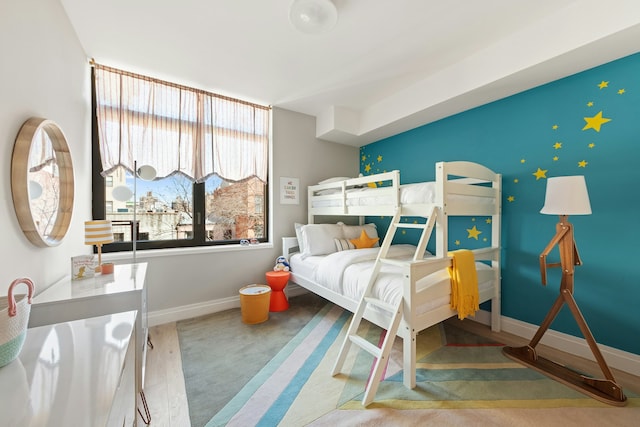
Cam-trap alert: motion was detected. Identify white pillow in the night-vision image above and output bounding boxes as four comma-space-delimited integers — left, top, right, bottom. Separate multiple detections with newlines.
318, 176, 350, 185
334, 238, 356, 252
341, 223, 379, 246
300, 223, 343, 258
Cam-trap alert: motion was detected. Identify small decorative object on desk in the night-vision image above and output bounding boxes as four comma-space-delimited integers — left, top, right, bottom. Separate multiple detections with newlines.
71, 255, 96, 280
101, 262, 114, 275
0, 278, 34, 367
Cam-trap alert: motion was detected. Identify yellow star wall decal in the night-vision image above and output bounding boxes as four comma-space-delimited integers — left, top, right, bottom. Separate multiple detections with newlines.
467, 225, 482, 240
503, 74, 624, 206
582, 111, 611, 132
533, 168, 547, 180
447, 217, 492, 249
358, 67, 633, 258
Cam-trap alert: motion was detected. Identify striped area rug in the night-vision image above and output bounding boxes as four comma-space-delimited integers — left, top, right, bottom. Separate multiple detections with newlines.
207, 304, 639, 426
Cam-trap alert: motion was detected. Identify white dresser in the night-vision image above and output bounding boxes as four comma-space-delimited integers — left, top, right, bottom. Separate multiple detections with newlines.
0, 310, 137, 426
28, 263, 149, 422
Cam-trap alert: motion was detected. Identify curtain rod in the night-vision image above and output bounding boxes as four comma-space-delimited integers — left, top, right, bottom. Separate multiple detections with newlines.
89, 58, 271, 110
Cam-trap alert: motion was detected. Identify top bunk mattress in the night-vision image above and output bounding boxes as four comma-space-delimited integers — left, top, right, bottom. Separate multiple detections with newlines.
311, 181, 492, 208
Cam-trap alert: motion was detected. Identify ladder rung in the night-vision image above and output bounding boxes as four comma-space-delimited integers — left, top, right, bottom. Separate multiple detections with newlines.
364, 297, 398, 313
395, 223, 428, 229
349, 335, 382, 358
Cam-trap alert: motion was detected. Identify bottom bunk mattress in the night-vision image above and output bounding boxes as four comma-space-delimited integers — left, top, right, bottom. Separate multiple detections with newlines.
290, 244, 494, 316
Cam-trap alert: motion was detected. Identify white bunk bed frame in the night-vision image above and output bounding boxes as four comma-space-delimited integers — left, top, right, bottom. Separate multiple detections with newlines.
282, 160, 502, 389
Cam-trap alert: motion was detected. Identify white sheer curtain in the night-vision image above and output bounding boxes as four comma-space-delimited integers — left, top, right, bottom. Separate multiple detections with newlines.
93, 64, 269, 183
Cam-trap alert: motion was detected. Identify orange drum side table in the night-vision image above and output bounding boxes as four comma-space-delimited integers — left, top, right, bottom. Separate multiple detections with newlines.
265, 271, 290, 312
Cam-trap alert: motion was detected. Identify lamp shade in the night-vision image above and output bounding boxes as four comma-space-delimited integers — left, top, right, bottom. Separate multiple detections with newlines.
84, 220, 114, 245
540, 176, 592, 215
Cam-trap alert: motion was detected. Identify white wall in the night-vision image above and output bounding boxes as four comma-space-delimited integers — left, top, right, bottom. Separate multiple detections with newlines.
0, 1, 359, 319
0, 0, 91, 295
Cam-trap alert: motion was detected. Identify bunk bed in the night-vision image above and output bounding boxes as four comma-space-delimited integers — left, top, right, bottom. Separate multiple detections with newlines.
282, 160, 502, 390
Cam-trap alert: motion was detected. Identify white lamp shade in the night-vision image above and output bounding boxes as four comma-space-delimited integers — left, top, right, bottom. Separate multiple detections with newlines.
85, 220, 114, 245
112, 185, 133, 202
28, 180, 43, 200
540, 176, 592, 215
137, 165, 157, 181
289, 0, 337, 34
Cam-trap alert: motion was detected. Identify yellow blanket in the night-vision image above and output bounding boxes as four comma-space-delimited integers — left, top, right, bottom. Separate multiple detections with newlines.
448, 249, 479, 320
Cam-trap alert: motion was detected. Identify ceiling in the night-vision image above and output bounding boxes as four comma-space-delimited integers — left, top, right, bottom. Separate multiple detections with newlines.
60, 0, 640, 147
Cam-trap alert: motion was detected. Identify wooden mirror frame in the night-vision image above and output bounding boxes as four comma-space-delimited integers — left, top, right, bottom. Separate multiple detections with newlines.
11, 118, 74, 247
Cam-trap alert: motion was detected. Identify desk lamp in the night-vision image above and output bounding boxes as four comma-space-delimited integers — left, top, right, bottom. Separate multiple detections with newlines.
503, 176, 626, 406
85, 219, 114, 274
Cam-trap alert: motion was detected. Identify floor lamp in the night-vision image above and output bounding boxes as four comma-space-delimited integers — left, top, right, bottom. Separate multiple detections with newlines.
111, 161, 156, 424
502, 176, 626, 406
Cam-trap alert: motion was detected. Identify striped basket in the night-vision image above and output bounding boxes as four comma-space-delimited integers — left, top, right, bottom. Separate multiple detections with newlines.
0, 278, 34, 368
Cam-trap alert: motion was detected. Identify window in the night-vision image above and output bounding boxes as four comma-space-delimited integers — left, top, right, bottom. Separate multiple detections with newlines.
91, 64, 270, 252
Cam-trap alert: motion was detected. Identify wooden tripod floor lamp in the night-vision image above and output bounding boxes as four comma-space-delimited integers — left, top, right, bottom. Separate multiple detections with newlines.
502, 175, 627, 406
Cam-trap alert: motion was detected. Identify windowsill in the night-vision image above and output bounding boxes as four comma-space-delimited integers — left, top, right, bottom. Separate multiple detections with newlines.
102, 241, 274, 261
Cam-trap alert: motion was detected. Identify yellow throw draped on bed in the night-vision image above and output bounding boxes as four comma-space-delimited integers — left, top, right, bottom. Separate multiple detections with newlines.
448, 249, 479, 320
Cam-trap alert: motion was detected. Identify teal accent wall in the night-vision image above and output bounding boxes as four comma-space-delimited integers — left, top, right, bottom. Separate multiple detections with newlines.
361, 53, 640, 355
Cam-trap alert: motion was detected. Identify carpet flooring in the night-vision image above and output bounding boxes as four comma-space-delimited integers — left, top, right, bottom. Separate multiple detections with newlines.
176, 293, 327, 427
178, 294, 639, 427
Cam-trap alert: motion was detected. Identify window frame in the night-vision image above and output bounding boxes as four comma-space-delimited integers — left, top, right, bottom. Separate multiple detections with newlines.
90, 68, 270, 253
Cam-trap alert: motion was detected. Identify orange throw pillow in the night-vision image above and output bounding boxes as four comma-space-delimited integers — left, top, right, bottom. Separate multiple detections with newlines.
350, 230, 379, 249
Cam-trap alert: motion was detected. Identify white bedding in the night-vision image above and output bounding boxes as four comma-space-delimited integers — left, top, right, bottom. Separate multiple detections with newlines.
312, 182, 436, 207
290, 244, 492, 314
312, 181, 492, 208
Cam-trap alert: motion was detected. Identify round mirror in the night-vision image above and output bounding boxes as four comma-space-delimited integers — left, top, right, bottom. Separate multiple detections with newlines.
11, 118, 74, 247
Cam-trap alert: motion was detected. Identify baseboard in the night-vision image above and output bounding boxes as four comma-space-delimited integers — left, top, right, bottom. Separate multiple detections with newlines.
148, 287, 640, 377
148, 295, 240, 326
500, 316, 640, 377
147, 283, 310, 327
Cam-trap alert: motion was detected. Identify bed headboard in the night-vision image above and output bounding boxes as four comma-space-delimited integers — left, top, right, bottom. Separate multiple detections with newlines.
282, 236, 300, 258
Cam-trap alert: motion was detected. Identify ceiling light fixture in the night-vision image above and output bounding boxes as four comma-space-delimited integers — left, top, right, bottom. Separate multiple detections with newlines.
289, 0, 338, 34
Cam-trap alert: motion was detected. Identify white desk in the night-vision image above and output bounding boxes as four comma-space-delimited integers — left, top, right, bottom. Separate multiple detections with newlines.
29, 263, 148, 420
0, 311, 137, 426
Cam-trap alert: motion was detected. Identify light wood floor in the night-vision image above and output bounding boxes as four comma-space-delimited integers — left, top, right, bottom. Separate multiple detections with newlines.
139, 319, 639, 427
137, 322, 191, 427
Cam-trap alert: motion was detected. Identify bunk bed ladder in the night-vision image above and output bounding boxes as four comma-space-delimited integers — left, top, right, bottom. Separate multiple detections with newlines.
332, 207, 437, 406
